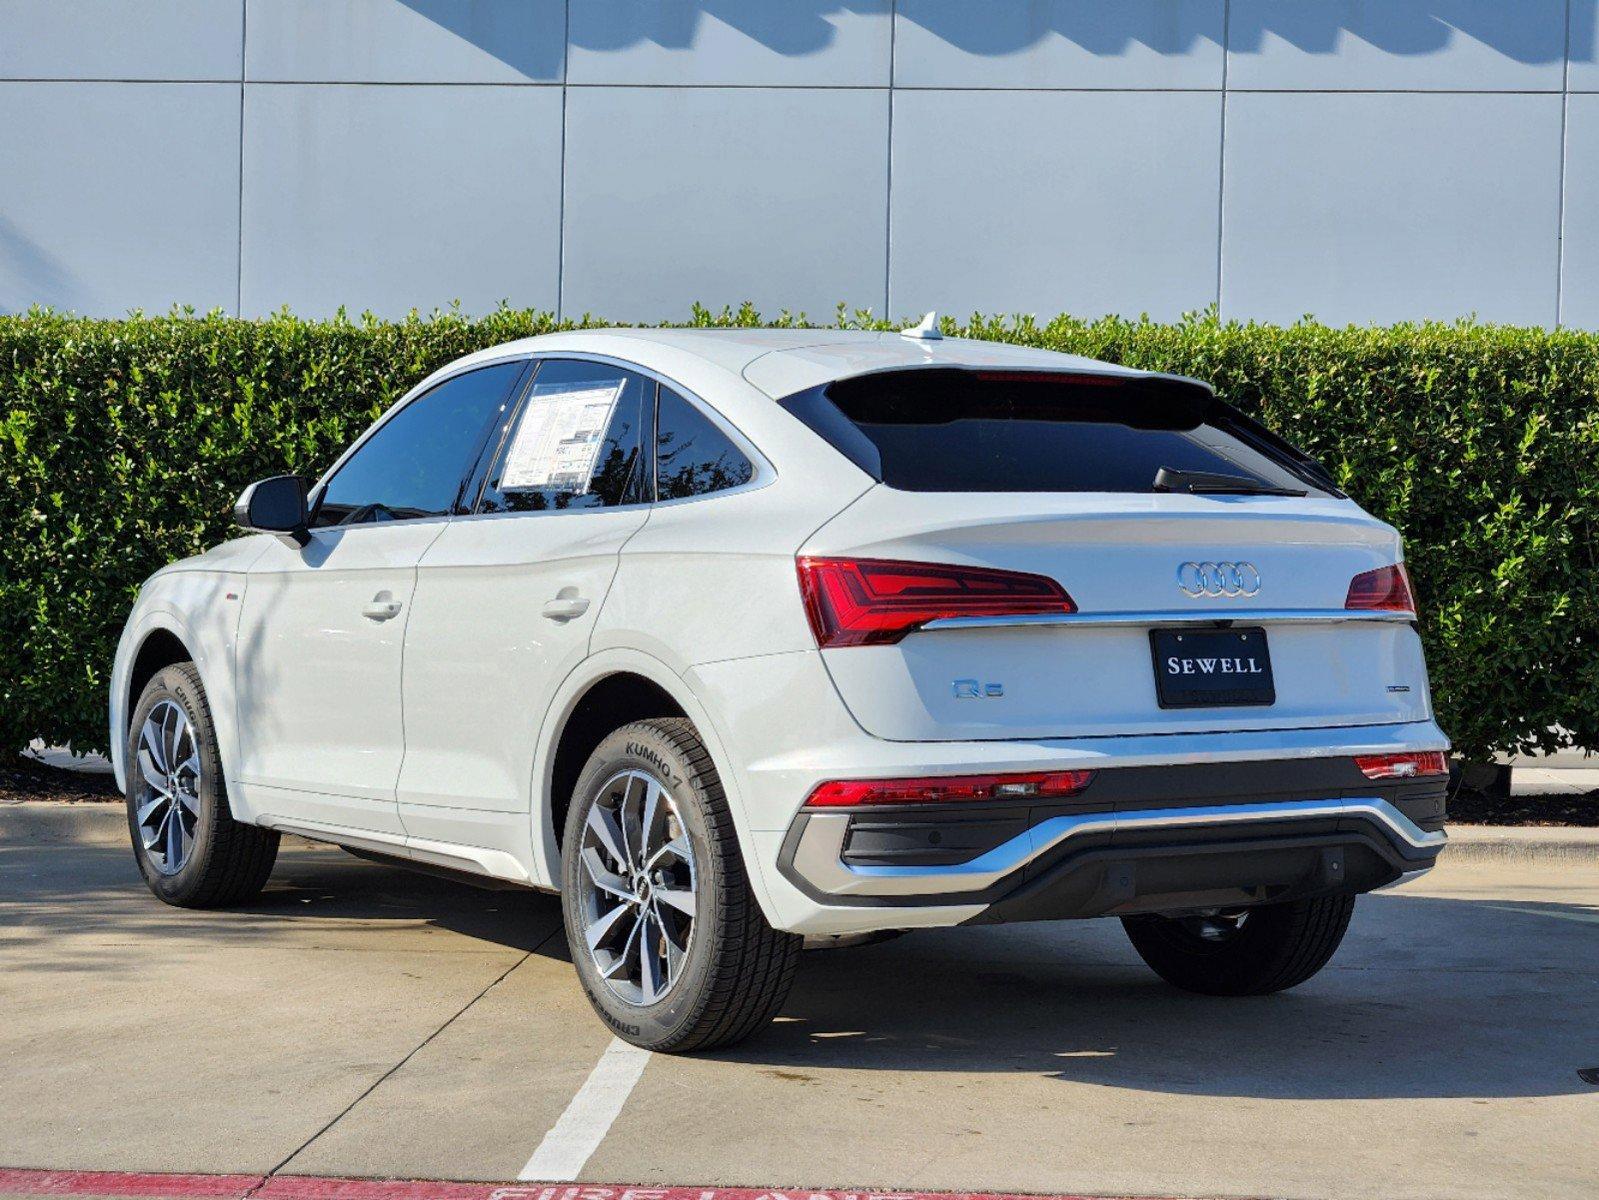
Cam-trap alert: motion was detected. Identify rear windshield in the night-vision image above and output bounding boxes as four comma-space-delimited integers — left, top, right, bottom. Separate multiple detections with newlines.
778, 368, 1335, 496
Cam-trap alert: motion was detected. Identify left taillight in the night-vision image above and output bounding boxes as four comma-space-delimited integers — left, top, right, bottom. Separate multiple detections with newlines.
805, 770, 1096, 808
796, 556, 1075, 649
1354, 751, 1448, 780
1346, 563, 1416, 613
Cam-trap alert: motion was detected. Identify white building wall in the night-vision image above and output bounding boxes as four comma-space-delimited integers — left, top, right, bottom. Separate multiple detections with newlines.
0, 0, 1591, 326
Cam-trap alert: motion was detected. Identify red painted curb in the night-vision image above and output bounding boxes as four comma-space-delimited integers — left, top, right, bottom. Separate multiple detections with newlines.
0, 1173, 264, 1198
0, 1172, 1150, 1200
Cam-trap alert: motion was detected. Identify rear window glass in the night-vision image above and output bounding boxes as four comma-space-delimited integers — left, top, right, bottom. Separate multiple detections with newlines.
779, 369, 1328, 496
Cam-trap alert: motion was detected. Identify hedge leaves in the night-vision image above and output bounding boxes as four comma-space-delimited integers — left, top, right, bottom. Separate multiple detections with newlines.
2, 306, 1594, 762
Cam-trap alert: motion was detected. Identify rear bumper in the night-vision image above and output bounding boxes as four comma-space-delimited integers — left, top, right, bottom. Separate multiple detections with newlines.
784, 796, 1442, 900
774, 758, 1447, 924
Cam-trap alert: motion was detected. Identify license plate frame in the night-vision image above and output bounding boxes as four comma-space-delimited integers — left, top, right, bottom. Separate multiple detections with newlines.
1149, 626, 1276, 709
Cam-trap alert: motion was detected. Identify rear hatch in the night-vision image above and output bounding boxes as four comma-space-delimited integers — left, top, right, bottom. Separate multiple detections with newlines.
786, 366, 1432, 742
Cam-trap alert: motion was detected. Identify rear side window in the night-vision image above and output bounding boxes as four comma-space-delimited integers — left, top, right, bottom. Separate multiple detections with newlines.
655, 386, 754, 500
477, 359, 647, 513
779, 369, 1331, 496
312, 361, 525, 527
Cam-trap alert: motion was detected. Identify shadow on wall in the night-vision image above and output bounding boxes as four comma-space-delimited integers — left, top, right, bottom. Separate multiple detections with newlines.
0, 216, 80, 316
394, 0, 1595, 68
390, 0, 566, 78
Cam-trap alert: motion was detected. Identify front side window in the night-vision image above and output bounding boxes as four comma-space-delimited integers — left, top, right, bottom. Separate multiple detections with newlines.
478, 359, 647, 514
312, 361, 525, 527
655, 386, 754, 500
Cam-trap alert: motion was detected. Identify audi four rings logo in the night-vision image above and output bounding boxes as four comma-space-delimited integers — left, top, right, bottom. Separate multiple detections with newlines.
1177, 561, 1261, 598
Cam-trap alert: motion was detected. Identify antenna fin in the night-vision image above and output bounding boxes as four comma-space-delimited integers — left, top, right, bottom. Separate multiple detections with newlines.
900, 311, 942, 341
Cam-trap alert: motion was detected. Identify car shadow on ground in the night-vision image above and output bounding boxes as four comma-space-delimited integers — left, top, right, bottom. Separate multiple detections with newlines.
6, 820, 1595, 1104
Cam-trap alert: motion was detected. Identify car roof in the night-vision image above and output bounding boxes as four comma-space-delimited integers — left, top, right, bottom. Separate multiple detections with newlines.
442, 327, 1207, 401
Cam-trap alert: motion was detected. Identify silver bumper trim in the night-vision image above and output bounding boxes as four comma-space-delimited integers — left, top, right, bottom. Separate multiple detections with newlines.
921, 608, 1414, 631
789, 796, 1446, 898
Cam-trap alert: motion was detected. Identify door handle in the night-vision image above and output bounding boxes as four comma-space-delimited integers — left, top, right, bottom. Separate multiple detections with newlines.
542, 592, 590, 622
362, 592, 404, 622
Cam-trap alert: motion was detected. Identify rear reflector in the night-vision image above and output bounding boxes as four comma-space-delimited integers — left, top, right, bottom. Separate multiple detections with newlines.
1345, 563, 1416, 613
1354, 751, 1448, 780
797, 556, 1075, 648
805, 770, 1096, 808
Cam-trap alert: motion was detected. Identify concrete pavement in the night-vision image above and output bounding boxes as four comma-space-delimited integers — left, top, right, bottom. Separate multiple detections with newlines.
2, 801, 1596, 1200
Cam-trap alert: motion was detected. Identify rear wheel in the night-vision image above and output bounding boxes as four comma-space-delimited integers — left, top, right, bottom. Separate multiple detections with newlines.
1121, 894, 1356, 996
126, 663, 279, 907
561, 718, 801, 1052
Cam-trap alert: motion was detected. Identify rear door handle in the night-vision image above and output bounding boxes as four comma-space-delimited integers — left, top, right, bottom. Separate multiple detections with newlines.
542, 592, 590, 622
362, 592, 403, 622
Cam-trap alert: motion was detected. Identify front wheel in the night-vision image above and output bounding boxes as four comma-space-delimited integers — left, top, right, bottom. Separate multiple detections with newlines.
126, 663, 279, 908
1122, 894, 1356, 996
561, 718, 801, 1052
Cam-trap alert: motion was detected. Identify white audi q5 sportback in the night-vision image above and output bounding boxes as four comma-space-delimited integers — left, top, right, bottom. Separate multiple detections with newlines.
111, 324, 1450, 1050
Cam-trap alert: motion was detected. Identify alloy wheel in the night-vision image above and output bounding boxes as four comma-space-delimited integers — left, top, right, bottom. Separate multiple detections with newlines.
577, 769, 698, 1006
134, 699, 202, 876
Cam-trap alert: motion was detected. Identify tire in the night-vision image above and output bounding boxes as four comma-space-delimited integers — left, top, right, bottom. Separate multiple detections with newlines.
126, 662, 279, 908
561, 717, 801, 1052
1121, 895, 1357, 996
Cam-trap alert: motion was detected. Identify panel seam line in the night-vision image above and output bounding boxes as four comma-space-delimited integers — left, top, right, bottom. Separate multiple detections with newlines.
235, 0, 247, 316
1557, 0, 1573, 326
1216, 0, 1231, 317
884, 0, 897, 321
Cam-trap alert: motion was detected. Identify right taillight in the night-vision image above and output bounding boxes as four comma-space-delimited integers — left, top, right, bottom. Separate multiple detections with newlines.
796, 556, 1075, 649
1345, 563, 1416, 613
1355, 751, 1448, 780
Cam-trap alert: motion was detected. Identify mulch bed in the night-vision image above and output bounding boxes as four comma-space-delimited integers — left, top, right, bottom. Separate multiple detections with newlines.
2, 755, 120, 804
1446, 786, 1599, 827
7, 753, 1594, 825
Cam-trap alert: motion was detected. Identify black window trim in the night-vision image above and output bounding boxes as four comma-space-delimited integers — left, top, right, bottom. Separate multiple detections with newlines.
306, 356, 534, 532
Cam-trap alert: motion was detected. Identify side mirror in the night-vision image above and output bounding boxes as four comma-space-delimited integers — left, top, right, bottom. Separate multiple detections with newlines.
235, 475, 311, 546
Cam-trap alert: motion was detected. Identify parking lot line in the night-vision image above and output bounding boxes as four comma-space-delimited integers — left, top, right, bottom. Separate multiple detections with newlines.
1482, 903, 1599, 925
518, 1038, 653, 1182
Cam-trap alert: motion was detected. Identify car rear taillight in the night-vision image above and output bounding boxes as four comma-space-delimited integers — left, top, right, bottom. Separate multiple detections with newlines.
1354, 751, 1448, 780
804, 770, 1096, 808
796, 557, 1075, 648
1345, 563, 1416, 613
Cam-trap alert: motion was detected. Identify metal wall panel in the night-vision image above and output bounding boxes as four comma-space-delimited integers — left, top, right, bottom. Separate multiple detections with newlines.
1221, 91, 1564, 327
568, 0, 891, 86
1227, 0, 1568, 91
890, 89, 1221, 321
0, 0, 243, 81
0, 82, 239, 314
561, 86, 890, 321
894, 0, 1225, 89
245, 0, 565, 83
1559, 94, 1599, 328
1565, 0, 1599, 92
0, 0, 1594, 326
240, 84, 563, 317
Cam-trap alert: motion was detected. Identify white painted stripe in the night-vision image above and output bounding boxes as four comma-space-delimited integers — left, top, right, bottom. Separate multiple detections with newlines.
1484, 903, 1599, 926
519, 1037, 651, 1182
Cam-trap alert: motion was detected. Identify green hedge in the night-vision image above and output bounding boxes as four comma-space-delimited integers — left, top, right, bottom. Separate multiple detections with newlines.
3, 305, 1596, 763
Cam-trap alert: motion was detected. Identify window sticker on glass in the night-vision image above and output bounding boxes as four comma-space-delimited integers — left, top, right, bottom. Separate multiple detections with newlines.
500, 381, 625, 494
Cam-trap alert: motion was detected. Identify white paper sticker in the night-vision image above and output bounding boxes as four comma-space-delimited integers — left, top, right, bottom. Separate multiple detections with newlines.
499, 381, 624, 493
